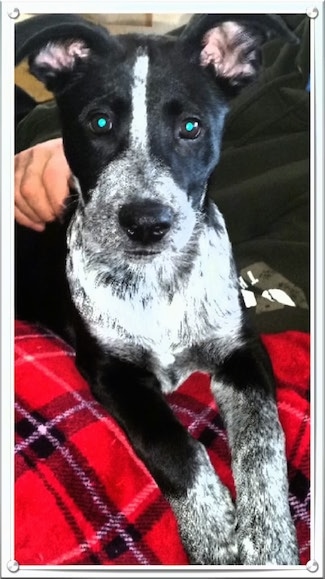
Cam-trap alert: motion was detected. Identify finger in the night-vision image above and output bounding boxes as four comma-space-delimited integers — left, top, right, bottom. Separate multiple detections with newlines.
19, 163, 57, 223
15, 149, 51, 223
15, 205, 45, 232
15, 182, 46, 224
42, 155, 71, 217
15, 197, 43, 224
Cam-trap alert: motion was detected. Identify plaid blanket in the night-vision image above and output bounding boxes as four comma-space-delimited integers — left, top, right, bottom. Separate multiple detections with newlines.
15, 320, 310, 565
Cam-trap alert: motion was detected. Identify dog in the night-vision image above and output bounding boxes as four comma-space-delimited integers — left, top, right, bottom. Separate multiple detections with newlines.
15, 13, 300, 565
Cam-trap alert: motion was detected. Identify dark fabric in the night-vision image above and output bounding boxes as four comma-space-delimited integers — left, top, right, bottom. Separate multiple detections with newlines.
15, 99, 62, 153
15, 86, 37, 127
15, 14, 310, 335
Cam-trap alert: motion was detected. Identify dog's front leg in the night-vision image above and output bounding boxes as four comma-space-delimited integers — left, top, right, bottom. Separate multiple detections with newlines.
211, 341, 299, 565
80, 352, 238, 565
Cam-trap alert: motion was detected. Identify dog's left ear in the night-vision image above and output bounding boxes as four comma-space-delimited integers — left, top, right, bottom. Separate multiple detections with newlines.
15, 14, 122, 93
179, 14, 298, 93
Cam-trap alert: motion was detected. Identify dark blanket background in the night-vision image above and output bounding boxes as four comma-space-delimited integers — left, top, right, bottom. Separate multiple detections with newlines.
15, 14, 310, 565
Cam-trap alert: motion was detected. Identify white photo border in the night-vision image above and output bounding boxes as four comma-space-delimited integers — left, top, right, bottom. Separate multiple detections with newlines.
1, 1, 324, 577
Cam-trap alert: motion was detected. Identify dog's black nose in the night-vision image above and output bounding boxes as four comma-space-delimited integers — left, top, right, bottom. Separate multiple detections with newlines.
118, 201, 173, 244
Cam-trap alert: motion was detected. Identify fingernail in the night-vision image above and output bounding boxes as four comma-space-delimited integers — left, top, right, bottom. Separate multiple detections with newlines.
32, 223, 45, 232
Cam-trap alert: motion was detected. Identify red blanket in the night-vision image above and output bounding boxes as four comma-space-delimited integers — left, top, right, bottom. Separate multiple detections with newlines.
15, 320, 310, 565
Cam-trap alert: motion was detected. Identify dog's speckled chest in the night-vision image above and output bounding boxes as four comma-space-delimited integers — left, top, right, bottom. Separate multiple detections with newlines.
66, 209, 243, 374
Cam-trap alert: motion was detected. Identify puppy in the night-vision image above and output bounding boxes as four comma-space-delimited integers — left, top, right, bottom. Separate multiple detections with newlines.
15, 13, 299, 564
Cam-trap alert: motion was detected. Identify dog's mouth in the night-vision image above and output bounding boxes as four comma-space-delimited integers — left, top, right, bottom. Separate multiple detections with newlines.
125, 249, 161, 259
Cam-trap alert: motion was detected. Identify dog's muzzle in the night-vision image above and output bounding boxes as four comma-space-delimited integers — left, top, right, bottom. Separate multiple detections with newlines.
118, 200, 174, 245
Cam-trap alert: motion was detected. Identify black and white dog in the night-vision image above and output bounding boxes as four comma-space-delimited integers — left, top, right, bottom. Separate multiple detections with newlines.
15, 13, 299, 565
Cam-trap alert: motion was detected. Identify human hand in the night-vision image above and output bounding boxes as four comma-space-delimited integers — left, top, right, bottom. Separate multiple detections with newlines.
15, 138, 71, 231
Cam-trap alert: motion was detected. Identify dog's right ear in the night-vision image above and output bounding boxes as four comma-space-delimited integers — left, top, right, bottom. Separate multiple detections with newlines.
178, 14, 299, 94
15, 14, 122, 93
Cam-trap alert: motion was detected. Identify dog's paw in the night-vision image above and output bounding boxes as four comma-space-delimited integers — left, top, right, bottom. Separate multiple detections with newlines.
238, 516, 299, 565
169, 444, 238, 565
187, 490, 239, 565
232, 419, 300, 565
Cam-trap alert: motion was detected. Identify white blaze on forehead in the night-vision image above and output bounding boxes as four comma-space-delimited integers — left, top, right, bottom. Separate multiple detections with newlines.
130, 52, 149, 149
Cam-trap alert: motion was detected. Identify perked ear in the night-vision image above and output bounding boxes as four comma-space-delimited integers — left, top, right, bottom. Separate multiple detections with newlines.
28, 39, 91, 91
200, 21, 265, 84
180, 14, 298, 92
15, 14, 121, 93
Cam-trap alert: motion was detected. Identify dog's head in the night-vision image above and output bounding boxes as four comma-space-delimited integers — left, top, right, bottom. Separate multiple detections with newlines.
16, 14, 296, 274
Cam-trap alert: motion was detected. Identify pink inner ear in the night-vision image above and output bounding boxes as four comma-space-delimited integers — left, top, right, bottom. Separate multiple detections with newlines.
200, 22, 255, 80
34, 40, 90, 71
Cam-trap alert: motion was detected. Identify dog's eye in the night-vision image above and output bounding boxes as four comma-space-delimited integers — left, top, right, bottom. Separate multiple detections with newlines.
179, 119, 201, 140
88, 114, 113, 134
